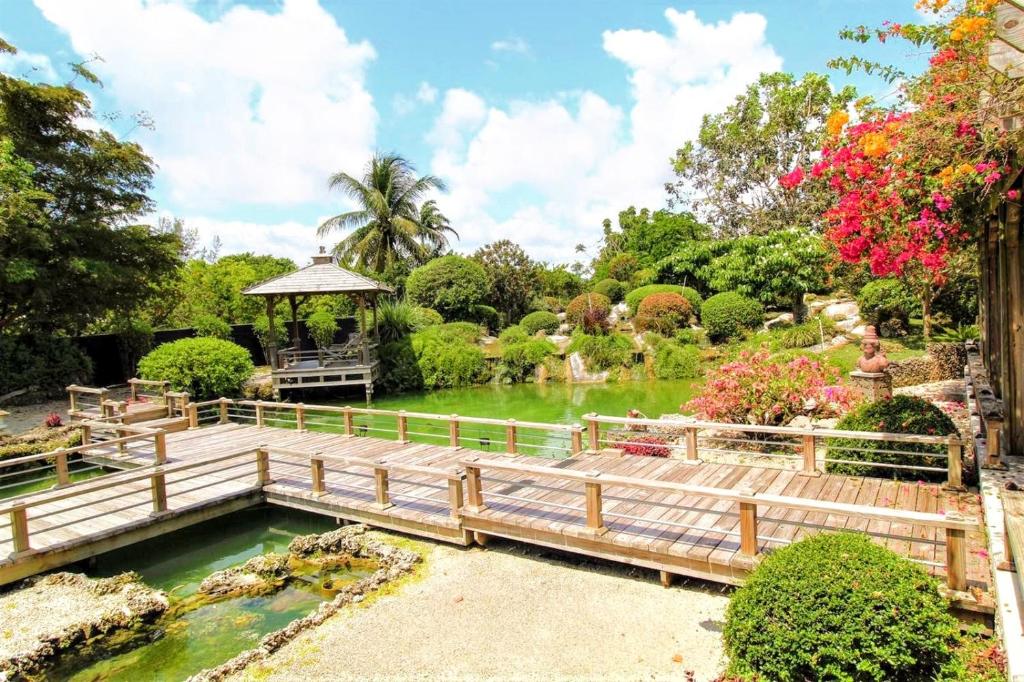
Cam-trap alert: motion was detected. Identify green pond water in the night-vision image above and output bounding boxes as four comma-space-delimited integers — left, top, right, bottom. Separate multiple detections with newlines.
61, 507, 362, 682
0, 463, 107, 500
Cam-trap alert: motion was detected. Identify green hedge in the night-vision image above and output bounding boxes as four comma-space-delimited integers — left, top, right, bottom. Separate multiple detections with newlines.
500, 339, 557, 383
519, 311, 560, 336
592, 278, 626, 302
415, 338, 488, 389
0, 334, 92, 404
377, 338, 424, 394
624, 284, 684, 315
725, 532, 957, 681
498, 325, 530, 345
825, 395, 958, 481
652, 341, 700, 379
700, 292, 763, 342
406, 255, 489, 321
567, 333, 635, 372
138, 337, 254, 400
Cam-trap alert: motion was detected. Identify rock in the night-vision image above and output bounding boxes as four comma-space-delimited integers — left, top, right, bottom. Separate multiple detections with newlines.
556, 312, 567, 322
812, 417, 839, 429
765, 313, 793, 329
835, 316, 862, 332
557, 323, 572, 334
823, 301, 859, 320
849, 324, 867, 337
807, 298, 840, 317
788, 415, 813, 430
198, 553, 290, 598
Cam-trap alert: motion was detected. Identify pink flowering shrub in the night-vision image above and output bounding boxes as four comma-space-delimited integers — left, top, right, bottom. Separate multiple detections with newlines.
683, 350, 858, 426
612, 434, 671, 457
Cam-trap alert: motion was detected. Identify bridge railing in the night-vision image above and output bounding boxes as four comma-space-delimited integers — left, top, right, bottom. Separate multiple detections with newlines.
458, 456, 978, 592
582, 414, 964, 489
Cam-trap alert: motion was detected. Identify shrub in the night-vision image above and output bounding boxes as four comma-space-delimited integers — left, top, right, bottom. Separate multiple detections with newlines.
652, 341, 701, 379
413, 322, 481, 347
624, 284, 685, 316
406, 255, 489, 321
520, 311, 560, 336
138, 337, 254, 400
778, 315, 838, 349
565, 293, 611, 333
629, 267, 657, 289
592, 278, 626, 302
500, 339, 557, 383
857, 279, 919, 329
498, 325, 530, 345
700, 292, 764, 342
607, 252, 640, 282
611, 434, 671, 457
567, 333, 635, 372
678, 286, 704, 314
0, 334, 92, 403
44, 412, 63, 428
378, 338, 423, 394
372, 299, 418, 343
253, 314, 287, 364
470, 304, 500, 332
409, 306, 443, 328
933, 323, 979, 343
825, 395, 958, 481
307, 310, 339, 349
414, 338, 488, 389
685, 349, 857, 425
673, 328, 707, 346
192, 314, 232, 340
634, 292, 694, 334
725, 532, 957, 682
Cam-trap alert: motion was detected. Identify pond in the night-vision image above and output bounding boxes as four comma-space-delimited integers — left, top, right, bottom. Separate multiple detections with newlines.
59, 507, 359, 682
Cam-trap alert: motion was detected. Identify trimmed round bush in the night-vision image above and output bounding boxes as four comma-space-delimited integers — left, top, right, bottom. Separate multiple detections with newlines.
406, 255, 488, 321
857, 279, 919, 329
624, 284, 684, 316
634, 292, 694, 334
520, 311, 560, 336
410, 307, 443, 328
652, 341, 701, 379
565, 293, 611, 333
470, 304, 500, 332
592, 278, 626, 303
498, 325, 530, 345
138, 337, 254, 400
725, 532, 957, 681
415, 339, 487, 389
679, 286, 704, 314
825, 395, 958, 481
567, 333, 635, 371
700, 292, 764, 342
500, 339, 557, 382
192, 314, 231, 340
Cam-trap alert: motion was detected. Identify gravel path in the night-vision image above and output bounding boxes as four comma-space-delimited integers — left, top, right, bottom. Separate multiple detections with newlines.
233, 538, 730, 681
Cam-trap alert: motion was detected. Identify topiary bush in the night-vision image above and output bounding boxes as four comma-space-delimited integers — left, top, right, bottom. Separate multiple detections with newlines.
498, 325, 530, 345
192, 314, 232, 340
700, 292, 764, 342
470, 304, 500, 332
567, 333, 635, 372
520, 310, 560, 336
414, 337, 488, 389
857, 279, 919, 330
565, 293, 611, 334
406, 255, 489, 321
725, 532, 958, 682
592, 278, 626, 303
825, 395, 958, 481
624, 284, 685, 316
678, 286, 704, 315
410, 306, 443, 328
138, 337, 254, 400
652, 341, 701, 379
499, 339, 557, 383
634, 292, 694, 334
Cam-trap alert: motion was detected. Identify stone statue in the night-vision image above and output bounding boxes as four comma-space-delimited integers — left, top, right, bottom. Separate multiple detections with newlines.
856, 325, 890, 373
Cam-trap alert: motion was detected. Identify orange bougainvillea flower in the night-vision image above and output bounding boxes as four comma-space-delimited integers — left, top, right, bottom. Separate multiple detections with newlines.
860, 132, 891, 158
826, 110, 850, 137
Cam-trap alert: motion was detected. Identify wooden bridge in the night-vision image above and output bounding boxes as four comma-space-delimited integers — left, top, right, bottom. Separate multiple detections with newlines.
0, 398, 991, 617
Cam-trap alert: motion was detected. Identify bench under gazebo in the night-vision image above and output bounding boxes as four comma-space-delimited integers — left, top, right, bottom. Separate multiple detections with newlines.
243, 249, 393, 401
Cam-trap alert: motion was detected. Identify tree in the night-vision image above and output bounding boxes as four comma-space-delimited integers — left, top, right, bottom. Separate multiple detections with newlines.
405, 255, 488, 321
318, 153, 452, 272
708, 228, 830, 320
169, 253, 297, 326
668, 72, 857, 236
594, 207, 710, 277
537, 264, 584, 301
418, 199, 457, 261
472, 240, 541, 325
0, 50, 181, 334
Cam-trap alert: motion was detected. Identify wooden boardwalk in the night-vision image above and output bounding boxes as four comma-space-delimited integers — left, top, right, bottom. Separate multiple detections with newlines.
0, 422, 991, 617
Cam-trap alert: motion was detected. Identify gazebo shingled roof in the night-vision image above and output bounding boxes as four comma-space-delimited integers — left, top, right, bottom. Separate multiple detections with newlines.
242, 251, 393, 297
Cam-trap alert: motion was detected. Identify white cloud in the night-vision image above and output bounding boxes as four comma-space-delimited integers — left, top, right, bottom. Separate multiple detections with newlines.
416, 81, 438, 104
34, 0, 377, 209
427, 9, 782, 263
393, 81, 438, 115
178, 215, 326, 267
0, 42, 58, 81
491, 36, 530, 55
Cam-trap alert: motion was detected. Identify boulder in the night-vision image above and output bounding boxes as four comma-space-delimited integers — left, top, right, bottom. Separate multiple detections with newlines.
765, 313, 794, 329
823, 300, 859, 320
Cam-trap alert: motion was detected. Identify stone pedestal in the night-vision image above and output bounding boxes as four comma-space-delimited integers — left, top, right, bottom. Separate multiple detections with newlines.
849, 370, 892, 401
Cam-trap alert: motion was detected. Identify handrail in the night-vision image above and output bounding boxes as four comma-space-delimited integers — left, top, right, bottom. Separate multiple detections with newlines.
128, 378, 170, 387
267, 446, 462, 481
66, 384, 108, 396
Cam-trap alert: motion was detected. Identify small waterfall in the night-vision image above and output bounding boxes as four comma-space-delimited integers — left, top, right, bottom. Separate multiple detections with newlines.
567, 352, 609, 383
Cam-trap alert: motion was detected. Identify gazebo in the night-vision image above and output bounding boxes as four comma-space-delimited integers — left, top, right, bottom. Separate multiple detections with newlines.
243, 248, 393, 401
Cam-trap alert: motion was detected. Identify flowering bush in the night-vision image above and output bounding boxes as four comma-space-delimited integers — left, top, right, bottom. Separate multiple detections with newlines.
684, 349, 858, 425
44, 412, 62, 428
612, 434, 671, 457
634, 293, 694, 334
565, 293, 611, 333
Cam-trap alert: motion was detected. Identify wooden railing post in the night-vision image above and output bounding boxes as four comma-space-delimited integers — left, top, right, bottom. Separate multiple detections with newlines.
67, 386, 78, 414
986, 418, 1004, 469
80, 423, 92, 447
129, 379, 139, 402
295, 403, 306, 432
310, 455, 326, 496
343, 407, 354, 436
150, 473, 167, 514
465, 459, 486, 512
505, 419, 517, 454
219, 398, 230, 424
10, 504, 30, 554
584, 478, 607, 535
187, 403, 199, 429
738, 490, 758, 557
448, 471, 465, 520
154, 431, 167, 465
116, 426, 127, 453
54, 448, 70, 487
254, 400, 265, 428
397, 411, 408, 443
571, 425, 584, 455
373, 464, 393, 509
256, 447, 272, 486
586, 414, 599, 452
99, 389, 109, 412
449, 414, 460, 448
945, 519, 967, 592
801, 432, 817, 475
685, 427, 699, 463
946, 437, 963, 490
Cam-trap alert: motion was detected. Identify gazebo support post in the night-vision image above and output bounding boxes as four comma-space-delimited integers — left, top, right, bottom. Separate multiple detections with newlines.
358, 295, 369, 366
288, 295, 300, 351
266, 296, 279, 370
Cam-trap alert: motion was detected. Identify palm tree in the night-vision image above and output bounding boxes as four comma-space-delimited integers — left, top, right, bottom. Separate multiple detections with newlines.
417, 199, 458, 262
318, 154, 452, 272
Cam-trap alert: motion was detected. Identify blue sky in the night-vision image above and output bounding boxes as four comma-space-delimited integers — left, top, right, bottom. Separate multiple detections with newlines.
1, 0, 926, 265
